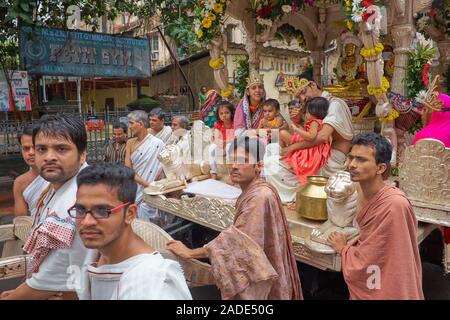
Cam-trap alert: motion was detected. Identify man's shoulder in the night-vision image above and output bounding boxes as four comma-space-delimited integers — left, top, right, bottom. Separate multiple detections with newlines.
149, 134, 164, 146
14, 171, 35, 191
126, 137, 138, 147
374, 186, 413, 217
123, 253, 183, 279
245, 181, 279, 201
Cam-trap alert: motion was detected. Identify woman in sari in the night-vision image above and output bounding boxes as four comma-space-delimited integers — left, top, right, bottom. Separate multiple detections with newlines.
234, 73, 266, 136
200, 89, 222, 127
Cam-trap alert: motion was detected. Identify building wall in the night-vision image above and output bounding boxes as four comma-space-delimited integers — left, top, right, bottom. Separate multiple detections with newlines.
83, 55, 216, 112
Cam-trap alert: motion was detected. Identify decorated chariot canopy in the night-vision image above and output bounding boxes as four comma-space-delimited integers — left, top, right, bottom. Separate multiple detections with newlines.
155, 0, 447, 166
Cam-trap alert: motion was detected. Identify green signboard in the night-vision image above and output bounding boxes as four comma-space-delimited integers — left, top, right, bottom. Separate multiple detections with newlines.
19, 26, 151, 78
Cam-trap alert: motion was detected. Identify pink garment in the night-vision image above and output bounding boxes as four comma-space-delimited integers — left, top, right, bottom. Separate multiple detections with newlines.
413, 93, 450, 147
341, 185, 424, 300
205, 178, 303, 300
284, 119, 331, 185
234, 89, 265, 130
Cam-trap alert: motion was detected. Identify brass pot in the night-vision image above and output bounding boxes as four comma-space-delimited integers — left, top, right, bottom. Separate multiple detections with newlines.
296, 176, 328, 221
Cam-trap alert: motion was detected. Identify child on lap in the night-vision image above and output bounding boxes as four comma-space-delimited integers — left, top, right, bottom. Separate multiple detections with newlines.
282, 97, 331, 185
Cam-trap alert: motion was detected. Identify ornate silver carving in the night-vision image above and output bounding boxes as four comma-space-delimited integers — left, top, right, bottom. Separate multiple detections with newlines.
399, 139, 450, 208
145, 194, 343, 271
180, 196, 235, 230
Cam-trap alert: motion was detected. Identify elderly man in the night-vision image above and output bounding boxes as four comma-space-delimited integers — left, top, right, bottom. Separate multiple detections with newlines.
171, 115, 191, 160
168, 137, 302, 300
148, 108, 177, 145
125, 110, 164, 222
328, 133, 424, 300
1, 114, 89, 300
171, 115, 189, 132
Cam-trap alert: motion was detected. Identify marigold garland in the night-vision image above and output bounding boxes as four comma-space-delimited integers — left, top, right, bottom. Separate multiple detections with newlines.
221, 84, 233, 98
202, 17, 212, 29
379, 108, 399, 123
209, 56, 225, 70
367, 77, 390, 96
360, 43, 384, 59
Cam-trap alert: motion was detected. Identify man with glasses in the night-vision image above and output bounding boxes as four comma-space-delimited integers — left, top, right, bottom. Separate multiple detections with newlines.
1, 114, 89, 300
72, 163, 191, 300
283, 78, 354, 177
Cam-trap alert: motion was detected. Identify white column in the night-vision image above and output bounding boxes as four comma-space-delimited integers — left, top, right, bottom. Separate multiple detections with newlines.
391, 24, 415, 95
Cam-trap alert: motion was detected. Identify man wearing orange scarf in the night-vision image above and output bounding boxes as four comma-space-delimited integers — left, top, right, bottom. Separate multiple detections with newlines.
167, 137, 302, 300
328, 133, 424, 300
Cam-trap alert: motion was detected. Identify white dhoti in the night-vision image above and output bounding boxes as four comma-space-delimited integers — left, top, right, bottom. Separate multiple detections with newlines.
22, 175, 49, 217
131, 134, 164, 221
319, 149, 348, 177
263, 143, 301, 203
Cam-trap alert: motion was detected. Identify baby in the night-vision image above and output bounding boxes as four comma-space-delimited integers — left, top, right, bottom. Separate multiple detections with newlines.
282, 96, 331, 185
258, 98, 288, 144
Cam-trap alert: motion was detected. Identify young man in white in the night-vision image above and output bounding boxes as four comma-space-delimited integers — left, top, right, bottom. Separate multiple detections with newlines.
13, 123, 49, 217
73, 163, 191, 300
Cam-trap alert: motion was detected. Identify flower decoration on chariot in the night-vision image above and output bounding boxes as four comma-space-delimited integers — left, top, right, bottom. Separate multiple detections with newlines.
415, 75, 444, 112
284, 77, 309, 95
246, 72, 264, 89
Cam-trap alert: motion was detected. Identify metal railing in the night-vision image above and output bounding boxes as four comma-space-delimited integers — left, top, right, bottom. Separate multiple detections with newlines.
0, 110, 200, 162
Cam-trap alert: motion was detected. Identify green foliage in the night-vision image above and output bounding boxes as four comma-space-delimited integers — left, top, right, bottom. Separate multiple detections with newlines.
234, 57, 249, 98
406, 43, 437, 98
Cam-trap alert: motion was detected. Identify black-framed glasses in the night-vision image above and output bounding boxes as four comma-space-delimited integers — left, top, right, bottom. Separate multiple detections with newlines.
68, 202, 131, 219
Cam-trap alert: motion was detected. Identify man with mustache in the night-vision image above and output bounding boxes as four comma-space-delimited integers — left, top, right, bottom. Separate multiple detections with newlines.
167, 137, 302, 300
148, 108, 177, 145
327, 133, 424, 300
13, 123, 49, 217
73, 163, 192, 300
1, 114, 89, 299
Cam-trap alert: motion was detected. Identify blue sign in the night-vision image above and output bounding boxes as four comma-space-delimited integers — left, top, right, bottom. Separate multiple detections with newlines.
19, 26, 151, 78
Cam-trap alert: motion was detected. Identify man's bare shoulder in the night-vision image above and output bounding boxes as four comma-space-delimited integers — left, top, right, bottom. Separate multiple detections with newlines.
14, 171, 36, 192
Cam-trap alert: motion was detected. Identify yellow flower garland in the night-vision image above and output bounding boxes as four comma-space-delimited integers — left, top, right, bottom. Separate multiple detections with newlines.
209, 56, 225, 70
360, 43, 384, 59
202, 17, 212, 29
221, 84, 233, 98
379, 108, 399, 123
367, 77, 390, 96
197, 29, 203, 39
214, 3, 223, 13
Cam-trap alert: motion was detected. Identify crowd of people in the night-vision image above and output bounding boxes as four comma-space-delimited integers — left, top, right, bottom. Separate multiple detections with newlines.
1, 72, 449, 300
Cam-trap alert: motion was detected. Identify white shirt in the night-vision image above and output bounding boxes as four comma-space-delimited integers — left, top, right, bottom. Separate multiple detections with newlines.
77, 251, 192, 300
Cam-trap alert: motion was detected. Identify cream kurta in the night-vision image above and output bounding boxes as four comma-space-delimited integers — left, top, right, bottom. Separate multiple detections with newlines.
77, 251, 192, 300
